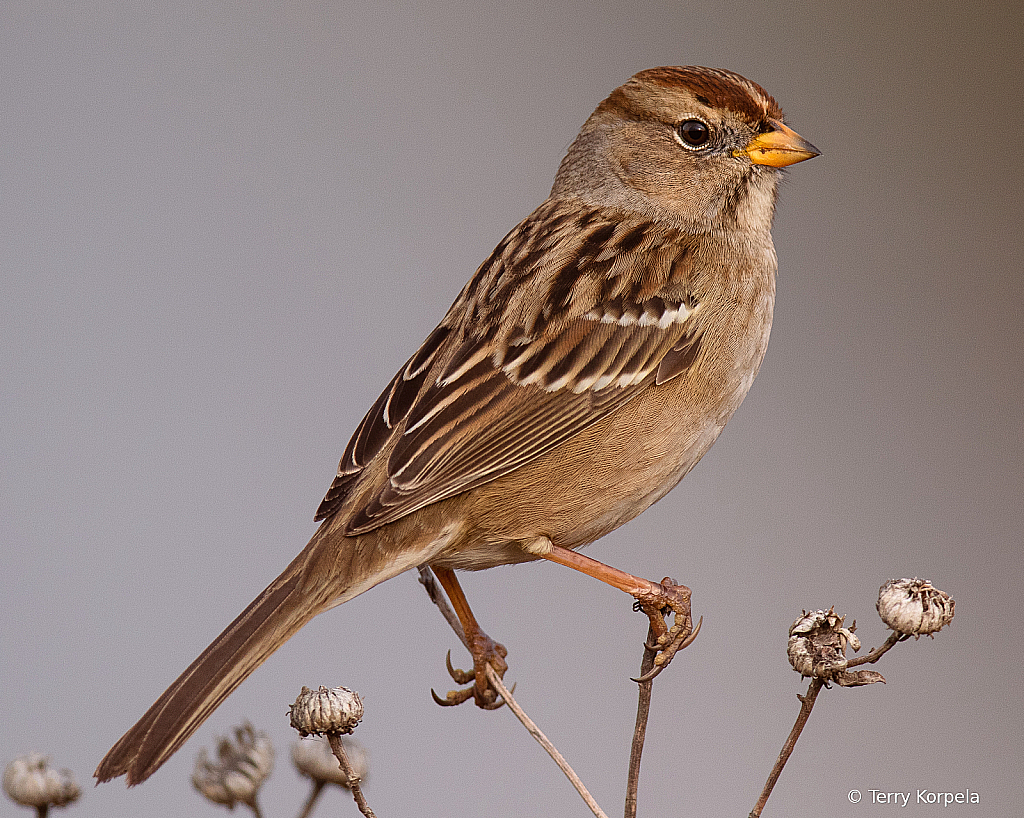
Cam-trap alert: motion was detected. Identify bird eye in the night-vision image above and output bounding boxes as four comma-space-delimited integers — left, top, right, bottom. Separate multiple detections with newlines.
676, 119, 711, 149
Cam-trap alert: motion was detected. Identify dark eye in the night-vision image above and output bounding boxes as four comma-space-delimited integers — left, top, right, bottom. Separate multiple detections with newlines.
677, 119, 711, 148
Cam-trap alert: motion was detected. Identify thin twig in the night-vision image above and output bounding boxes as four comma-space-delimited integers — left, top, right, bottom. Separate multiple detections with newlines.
327, 734, 376, 818
418, 566, 469, 650
294, 780, 325, 818
751, 629, 908, 816
749, 677, 824, 818
848, 631, 905, 667
624, 625, 658, 818
484, 664, 609, 818
418, 566, 607, 818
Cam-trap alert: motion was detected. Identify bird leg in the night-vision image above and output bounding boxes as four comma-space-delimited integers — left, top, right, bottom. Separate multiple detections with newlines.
429, 566, 509, 710
538, 544, 697, 681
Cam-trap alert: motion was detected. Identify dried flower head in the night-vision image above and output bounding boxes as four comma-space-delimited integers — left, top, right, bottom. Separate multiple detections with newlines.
877, 578, 955, 637
3, 753, 81, 809
292, 737, 369, 788
289, 686, 363, 737
191, 723, 273, 811
787, 608, 860, 680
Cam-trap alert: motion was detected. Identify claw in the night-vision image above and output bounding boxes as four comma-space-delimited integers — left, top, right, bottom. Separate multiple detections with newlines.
631, 667, 657, 684
431, 686, 475, 707
682, 615, 703, 648
479, 695, 506, 711
444, 650, 475, 684
431, 678, 512, 710
477, 681, 515, 710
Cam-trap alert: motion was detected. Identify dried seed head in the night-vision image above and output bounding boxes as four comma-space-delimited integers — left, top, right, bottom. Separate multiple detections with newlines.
877, 578, 955, 637
3, 753, 81, 809
289, 686, 363, 737
291, 737, 369, 788
787, 608, 860, 680
191, 723, 274, 810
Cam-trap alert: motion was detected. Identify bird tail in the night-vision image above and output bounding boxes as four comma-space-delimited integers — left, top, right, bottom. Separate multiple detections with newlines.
94, 541, 332, 786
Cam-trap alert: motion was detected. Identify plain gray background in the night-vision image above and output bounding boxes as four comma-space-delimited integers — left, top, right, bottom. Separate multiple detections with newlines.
3, 1, 1022, 816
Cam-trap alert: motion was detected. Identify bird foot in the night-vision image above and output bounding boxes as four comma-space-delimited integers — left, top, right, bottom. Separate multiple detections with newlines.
631, 577, 701, 683
431, 633, 509, 710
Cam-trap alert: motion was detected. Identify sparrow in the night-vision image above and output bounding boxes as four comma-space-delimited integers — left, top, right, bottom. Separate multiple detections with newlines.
96, 65, 818, 786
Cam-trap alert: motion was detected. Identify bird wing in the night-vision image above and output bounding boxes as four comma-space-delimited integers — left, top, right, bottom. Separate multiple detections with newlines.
315, 202, 704, 534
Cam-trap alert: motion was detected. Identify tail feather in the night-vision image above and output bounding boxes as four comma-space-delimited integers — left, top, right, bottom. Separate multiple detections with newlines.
95, 555, 321, 786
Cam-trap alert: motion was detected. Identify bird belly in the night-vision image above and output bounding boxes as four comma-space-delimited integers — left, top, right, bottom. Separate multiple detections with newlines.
429, 366, 748, 570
